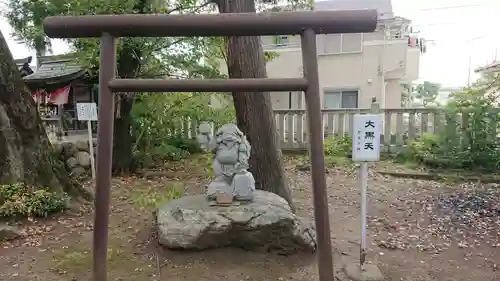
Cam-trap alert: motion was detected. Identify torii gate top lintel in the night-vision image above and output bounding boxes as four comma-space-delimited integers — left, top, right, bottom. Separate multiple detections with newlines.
43, 10, 378, 38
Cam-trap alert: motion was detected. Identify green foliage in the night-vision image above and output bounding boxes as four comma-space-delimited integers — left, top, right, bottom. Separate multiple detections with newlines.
5, 0, 310, 173
165, 136, 203, 154
153, 143, 190, 160
5, 0, 227, 172
5, 0, 287, 80
323, 135, 352, 157
134, 144, 190, 168
131, 183, 183, 211
5, 0, 220, 78
402, 133, 440, 164
401, 74, 500, 171
0, 183, 69, 218
265, 51, 280, 62
131, 92, 235, 168
414, 81, 441, 106
324, 155, 353, 168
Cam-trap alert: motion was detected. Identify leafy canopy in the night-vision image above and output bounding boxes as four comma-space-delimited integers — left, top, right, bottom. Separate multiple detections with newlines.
6, 0, 220, 79
415, 81, 441, 106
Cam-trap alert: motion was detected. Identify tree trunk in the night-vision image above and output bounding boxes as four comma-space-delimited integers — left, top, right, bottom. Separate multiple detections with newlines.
0, 30, 89, 198
112, 42, 142, 175
111, 0, 149, 175
112, 96, 134, 174
217, 0, 295, 211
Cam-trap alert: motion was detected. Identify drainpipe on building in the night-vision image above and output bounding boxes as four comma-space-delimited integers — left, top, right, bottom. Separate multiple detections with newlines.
379, 24, 389, 135
380, 25, 388, 109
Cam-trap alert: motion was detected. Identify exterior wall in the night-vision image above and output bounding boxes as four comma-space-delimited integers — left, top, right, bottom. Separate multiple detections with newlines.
381, 40, 407, 80
265, 51, 303, 109
385, 79, 403, 108
262, 40, 384, 109
216, 29, 420, 110
404, 48, 420, 82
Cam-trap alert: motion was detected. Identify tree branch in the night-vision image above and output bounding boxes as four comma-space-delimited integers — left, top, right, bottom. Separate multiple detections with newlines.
148, 38, 187, 56
166, 1, 213, 14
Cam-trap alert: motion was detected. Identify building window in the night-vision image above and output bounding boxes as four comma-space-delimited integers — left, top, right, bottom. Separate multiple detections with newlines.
273, 35, 289, 47
319, 34, 363, 55
323, 90, 359, 109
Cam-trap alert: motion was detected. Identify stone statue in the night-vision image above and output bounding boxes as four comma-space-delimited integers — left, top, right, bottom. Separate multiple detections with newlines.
197, 122, 255, 202
196, 122, 213, 152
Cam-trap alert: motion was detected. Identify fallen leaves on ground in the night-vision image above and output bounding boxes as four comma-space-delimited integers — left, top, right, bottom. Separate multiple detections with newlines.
0, 157, 499, 281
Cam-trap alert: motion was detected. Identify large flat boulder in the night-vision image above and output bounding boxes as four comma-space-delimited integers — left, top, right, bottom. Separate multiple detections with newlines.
156, 190, 316, 255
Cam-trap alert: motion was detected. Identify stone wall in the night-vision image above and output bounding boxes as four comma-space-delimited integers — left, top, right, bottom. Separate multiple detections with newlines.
53, 140, 96, 177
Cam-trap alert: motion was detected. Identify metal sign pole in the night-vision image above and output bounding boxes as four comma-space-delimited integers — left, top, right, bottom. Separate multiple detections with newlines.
345, 98, 384, 281
88, 120, 96, 180
360, 161, 368, 266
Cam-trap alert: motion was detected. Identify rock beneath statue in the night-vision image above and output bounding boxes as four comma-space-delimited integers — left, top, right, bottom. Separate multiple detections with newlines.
156, 190, 316, 255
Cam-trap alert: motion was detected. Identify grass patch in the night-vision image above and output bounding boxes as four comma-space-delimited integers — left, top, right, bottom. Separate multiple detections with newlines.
186, 153, 212, 167
374, 159, 427, 173
324, 156, 353, 168
130, 182, 184, 211
54, 248, 127, 273
51, 236, 153, 277
402, 161, 421, 170
184, 153, 214, 179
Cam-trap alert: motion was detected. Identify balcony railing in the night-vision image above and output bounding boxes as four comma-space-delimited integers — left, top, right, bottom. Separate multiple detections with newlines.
262, 37, 425, 52
407, 36, 427, 53
262, 41, 301, 50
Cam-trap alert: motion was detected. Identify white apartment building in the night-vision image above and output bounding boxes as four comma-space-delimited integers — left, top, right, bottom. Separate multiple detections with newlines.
216, 0, 425, 110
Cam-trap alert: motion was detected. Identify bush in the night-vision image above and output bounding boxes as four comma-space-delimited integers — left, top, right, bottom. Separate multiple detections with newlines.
403, 133, 439, 162
153, 143, 191, 161
324, 135, 352, 157
0, 183, 69, 218
131, 92, 235, 169
163, 136, 203, 155
402, 133, 485, 170
133, 143, 191, 169
399, 74, 500, 171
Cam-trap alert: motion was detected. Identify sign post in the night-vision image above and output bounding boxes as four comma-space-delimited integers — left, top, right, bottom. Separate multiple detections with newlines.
351, 100, 381, 269
76, 103, 98, 180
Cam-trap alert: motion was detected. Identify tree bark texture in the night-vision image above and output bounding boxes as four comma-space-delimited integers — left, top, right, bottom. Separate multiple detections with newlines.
112, 96, 134, 174
112, 41, 142, 175
111, 0, 148, 175
217, 0, 295, 211
0, 30, 88, 198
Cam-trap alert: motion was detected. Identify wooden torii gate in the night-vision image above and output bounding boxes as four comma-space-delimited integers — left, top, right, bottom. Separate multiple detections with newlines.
43, 10, 377, 281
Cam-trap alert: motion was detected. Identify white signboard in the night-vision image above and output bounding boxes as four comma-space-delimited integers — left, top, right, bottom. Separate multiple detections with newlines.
76, 103, 98, 121
76, 102, 97, 180
352, 114, 381, 162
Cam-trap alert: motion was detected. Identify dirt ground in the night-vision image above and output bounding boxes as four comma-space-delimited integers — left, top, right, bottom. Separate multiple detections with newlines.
1, 155, 499, 281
